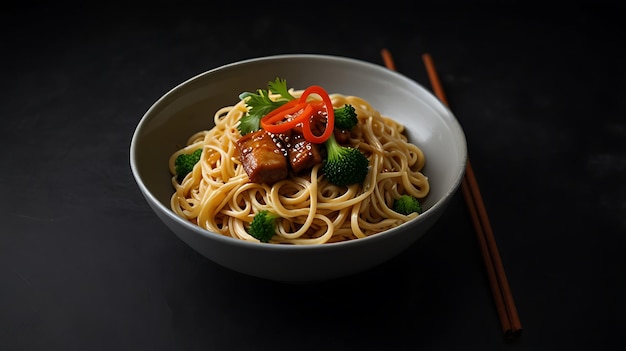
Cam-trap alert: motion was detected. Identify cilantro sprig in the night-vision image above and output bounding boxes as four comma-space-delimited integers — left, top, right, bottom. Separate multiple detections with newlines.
237, 77, 296, 135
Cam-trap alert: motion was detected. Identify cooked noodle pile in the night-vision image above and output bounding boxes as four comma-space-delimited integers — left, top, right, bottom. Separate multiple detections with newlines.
169, 90, 429, 244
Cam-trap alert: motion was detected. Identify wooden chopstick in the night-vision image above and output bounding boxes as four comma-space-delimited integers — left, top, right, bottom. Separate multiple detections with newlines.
380, 48, 522, 340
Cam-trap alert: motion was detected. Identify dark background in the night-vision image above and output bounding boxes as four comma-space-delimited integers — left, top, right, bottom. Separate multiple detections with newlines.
1, 2, 624, 350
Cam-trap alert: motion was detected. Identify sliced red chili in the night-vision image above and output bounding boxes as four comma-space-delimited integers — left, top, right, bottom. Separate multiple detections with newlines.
298, 85, 334, 144
261, 101, 309, 133
259, 85, 334, 144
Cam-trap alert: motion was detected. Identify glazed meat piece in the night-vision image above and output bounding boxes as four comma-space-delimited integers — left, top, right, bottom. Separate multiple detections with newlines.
236, 130, 288, 184
285, 132, 323, 175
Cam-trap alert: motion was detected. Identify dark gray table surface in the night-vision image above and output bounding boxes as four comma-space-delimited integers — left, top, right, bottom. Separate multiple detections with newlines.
2, 3, 624, 350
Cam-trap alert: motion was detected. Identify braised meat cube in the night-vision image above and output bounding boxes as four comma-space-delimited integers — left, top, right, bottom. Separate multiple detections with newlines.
236, 130, 288, 185
334, 128, 351, 145
285, 132, 323, 175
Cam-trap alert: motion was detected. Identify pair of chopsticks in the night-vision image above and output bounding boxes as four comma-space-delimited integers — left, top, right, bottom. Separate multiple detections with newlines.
380, 49, 522, 340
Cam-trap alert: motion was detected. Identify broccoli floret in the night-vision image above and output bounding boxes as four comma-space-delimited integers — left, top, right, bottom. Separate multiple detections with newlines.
393, 195, 423, 215
333, 104, 358, 130
322, 133, 369, 186
174, 148, 202, 182
249, 210, 279, 243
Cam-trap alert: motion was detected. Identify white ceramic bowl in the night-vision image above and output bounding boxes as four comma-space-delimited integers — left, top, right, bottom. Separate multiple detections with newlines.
130, 54, 467, 282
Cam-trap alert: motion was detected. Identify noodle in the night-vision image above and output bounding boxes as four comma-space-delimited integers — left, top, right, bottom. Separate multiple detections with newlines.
169, 90, 429, 244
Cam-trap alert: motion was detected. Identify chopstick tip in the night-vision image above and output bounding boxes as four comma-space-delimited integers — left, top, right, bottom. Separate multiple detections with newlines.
380, 48, 396, 71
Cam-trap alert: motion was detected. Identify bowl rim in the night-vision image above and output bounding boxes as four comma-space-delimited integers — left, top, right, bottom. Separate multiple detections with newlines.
130, 53, 467, 252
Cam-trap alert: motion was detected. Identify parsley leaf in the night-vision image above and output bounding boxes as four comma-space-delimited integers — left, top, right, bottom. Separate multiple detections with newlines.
268, 77, 296, 101
237, 77, 296, 135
